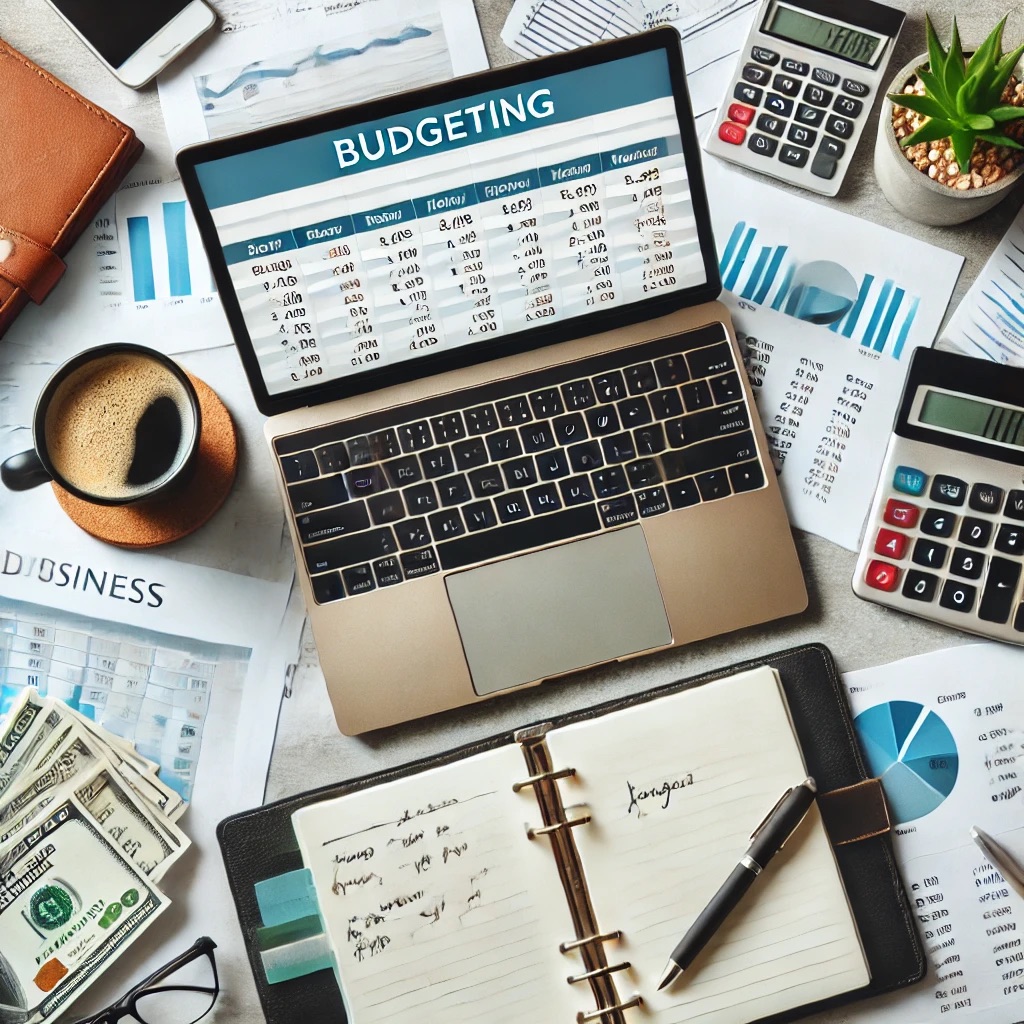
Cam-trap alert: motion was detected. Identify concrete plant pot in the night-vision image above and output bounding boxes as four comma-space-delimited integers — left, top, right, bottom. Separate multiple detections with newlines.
874, 52, 1024, 226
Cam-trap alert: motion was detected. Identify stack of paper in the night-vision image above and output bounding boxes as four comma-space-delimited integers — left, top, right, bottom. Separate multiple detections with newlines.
0, 688, 190, 1023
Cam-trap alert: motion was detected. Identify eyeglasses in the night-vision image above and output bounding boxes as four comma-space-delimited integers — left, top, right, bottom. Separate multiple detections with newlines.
69, 936, 219, 1024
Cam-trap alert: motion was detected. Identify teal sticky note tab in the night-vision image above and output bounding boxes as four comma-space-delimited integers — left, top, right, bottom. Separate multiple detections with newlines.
255, 869, 318, 927
261, 933, 334, 984
256, 914, 324, 952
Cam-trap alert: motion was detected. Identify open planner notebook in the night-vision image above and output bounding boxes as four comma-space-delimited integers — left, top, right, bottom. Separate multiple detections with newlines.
218, 645, 925, 1024
291, 667, 866, 1023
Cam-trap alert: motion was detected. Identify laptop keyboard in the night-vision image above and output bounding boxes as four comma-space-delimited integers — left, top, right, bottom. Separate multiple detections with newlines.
275, 323, 765, 604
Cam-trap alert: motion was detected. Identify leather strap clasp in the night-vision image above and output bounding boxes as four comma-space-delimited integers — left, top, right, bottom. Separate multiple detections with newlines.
817, 778, 892, 846
0, 225, 66, 304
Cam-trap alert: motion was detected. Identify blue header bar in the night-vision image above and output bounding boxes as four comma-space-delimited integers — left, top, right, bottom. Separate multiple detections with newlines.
195, 51, 673, 208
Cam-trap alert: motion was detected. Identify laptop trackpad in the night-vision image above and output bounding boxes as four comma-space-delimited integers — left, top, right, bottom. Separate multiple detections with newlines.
445, 526, 672, 696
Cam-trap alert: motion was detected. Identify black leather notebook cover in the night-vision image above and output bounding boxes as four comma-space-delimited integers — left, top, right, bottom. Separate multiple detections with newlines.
218, 643, 925, 1023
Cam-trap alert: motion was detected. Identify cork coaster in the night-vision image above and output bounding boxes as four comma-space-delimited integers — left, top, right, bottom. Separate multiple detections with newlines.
53, 374, 238, 549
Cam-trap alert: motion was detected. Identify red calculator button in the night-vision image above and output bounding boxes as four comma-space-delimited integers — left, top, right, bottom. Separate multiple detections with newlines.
883, 498, 920, 528
874, 528, 907, 559
718, 121, 747, 145
728, 103, 755, 125
866, 560, 900, 592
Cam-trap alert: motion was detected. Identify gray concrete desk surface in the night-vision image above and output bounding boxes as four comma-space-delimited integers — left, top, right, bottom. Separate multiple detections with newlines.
1, 0, 1022, 1020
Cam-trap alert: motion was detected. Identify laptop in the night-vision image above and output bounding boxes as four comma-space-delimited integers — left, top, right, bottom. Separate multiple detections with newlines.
177, 28, 807, 734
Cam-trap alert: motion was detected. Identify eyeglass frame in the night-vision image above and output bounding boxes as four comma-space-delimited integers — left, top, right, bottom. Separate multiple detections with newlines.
69, 936, 219, 1024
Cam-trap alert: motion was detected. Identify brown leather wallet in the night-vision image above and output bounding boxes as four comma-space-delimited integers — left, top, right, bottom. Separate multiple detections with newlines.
0, 37, 143, 339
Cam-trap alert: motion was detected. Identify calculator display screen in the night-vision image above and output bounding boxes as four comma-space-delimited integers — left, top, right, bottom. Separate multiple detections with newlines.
764, 4, 884, 67
919, 390, 1024, 449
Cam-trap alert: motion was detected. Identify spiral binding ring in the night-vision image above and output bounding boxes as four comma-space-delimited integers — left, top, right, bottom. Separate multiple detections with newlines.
567, 961, 631, 984
575, 994, 643, 1022
511, 767, 577, 792
559, 930, 621, 953
526, 815, 592, 839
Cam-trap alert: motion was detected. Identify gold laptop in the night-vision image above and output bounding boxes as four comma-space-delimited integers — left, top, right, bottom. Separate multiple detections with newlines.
178, 29, 807, 734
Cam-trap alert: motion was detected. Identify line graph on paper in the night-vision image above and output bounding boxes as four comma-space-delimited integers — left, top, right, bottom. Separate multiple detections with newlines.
719, 220, 921, 360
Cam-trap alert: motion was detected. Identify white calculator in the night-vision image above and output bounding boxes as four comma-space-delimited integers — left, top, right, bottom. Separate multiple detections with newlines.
854, 348, 1024, 644
704, 0, 906, 196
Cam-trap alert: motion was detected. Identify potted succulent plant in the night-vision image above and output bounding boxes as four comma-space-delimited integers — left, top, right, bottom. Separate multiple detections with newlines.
874, 15, 1024, 226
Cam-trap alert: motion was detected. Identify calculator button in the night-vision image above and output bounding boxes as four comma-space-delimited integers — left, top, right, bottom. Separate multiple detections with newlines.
912, 538, 948, 569
787, 124, 817, 146
756, 113, 785, 136
995, 523, 1024, 555
795, 103, 825, 126
842, 78, 870, 97
781, 57, 809, 76
866, 559, 900, 592
921, 508, 956, 537
818, 136, 846, 159
884, 498, 919, 528
833, 95, 863, 117
742, 63, 772, 85
728, 102, 755, 125
825, 114, 855, 140
719, 122, 747, 146
940, 580, 977, 613
902, 570, 939, 603
764, 93, 794, 116
958, 516, 992, 547
747, 133, 779, 157
875, 528, 908, 559
773, 73, 801, 96
810, 149, 838, 180
893, 465, 927, 496
969, 482, 1004, 513
930, 475, 967, 506
734, 83, 763, 106
751, 45, 779, 65
949, 547, 983, 580
812, 67, 840, 86
803, 83, 834, 107
979, 557, 1022, 624
1005, 489, 1024, 520
779, 144, 809, 168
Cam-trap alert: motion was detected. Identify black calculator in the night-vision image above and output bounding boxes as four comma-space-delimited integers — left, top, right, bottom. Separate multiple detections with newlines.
705, 0, 906, 196
854, 349, 1024, 644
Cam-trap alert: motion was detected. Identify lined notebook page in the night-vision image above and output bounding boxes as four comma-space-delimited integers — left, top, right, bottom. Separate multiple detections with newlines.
291, 744, 583, 1023
545, 666, 870, 1023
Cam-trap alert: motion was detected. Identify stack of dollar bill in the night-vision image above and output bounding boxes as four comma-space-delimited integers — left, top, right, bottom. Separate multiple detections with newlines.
0, 688, 191, 1023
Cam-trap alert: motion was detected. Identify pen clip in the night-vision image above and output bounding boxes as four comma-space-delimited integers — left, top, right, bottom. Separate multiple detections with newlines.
749, 787, 794, 842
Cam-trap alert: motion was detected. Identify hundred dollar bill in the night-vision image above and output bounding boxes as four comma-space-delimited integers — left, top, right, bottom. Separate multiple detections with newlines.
0, 796, 169, 1023
0, 760, 190, 882
0, 691, 60, 798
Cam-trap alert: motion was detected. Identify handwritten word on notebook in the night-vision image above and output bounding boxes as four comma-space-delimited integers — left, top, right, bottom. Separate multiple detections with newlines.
291, 667, 869, 1022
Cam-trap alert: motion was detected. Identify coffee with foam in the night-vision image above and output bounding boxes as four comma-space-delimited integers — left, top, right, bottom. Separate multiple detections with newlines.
45, 353, 196, 500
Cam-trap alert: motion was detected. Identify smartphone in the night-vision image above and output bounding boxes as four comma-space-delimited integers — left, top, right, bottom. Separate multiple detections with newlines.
43, 0, 216, 89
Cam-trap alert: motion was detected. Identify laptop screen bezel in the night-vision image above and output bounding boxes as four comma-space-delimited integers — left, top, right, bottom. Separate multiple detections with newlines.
177, 27, 721, 418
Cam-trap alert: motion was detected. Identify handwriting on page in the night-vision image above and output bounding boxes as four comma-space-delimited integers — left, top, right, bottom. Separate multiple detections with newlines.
626, 772, 695, 815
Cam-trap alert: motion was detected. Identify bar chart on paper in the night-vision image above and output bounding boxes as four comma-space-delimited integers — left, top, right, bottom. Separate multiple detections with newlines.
719, 219, 920, 360
115, 181, 217, 305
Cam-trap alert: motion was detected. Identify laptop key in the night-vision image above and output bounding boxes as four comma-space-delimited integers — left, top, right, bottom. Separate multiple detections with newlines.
346, 436, 373, 466
602, 433, 636, 463
586, 405, 620, 436
600, 495, 638, 528
593, 370, 626, 402
429, 508, 465, 540
487, 429, 522, 461
404, 482, 439, 514
520, 421, 555, 453
314, 442, 350, 475
696, 470, 731, 501
593, 466, 628, 498
560, 475, 595, 506
649, 388, 683, 419
345, 465, 388, 497
437, 474, 471, 507
497, 491, 530, 523
311, 572, 344, 604
399, 420, 432, 452
289, 475, 349, 514
667, 477, 700, 509
496, 395, 532, 426
529, 387, 564, 418
305, 526, 398, 574
634, 422, 667, 456
637, 486, 669, 517
430, 412, 465, 443
383, 455, 422, 488
502, 457, 537, 489
401, 547, 440, 579
618, 395, 653, 428
625, 362, 657, 394
366, 491, 405, 527
626, 458, 662, 489
436, 504, 601, 571
373, 556, 403, 587
341, 564, 375, 595
569, 440, 603, 472
465, 404, 498, 435
536, 448, 570, 480
464, 499, 497, 531
710, 372, 743, 404
281, 450, 318, 483
395, 517, 431, 549
553, 412, 587, 446
468, 465, 505, 498
729, 460, 765, 492
681, 380, 713, 412
562, 378, 597, 410
298, 501, 371, 544
654, 355, 689, 387
453, 437, 488, 471
527, 483, 562, 515
421, 446, 454, 479
368, 429, 400, 460
687, 342, 734, 379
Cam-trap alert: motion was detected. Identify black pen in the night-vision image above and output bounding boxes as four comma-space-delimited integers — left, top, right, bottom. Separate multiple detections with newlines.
657, 777, 818, 990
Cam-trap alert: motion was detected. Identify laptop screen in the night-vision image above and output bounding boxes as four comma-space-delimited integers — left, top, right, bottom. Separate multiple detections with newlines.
180, 30, 719, 415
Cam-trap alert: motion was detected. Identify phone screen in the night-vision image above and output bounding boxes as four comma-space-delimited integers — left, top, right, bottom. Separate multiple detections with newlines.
49, 0, 194, 68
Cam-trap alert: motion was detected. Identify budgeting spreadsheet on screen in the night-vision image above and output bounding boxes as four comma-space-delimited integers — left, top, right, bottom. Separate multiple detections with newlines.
193, 51, 707, 397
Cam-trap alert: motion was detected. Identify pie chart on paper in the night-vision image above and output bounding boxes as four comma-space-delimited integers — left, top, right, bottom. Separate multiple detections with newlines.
853, 701, 959, 824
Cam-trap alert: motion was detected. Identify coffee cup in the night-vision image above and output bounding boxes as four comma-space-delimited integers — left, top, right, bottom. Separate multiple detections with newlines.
1, 344, 202, 506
